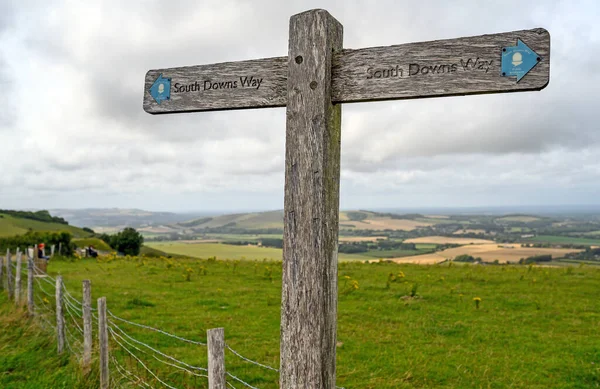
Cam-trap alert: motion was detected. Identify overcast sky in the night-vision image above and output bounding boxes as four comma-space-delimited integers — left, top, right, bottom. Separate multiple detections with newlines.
0, 0, 598, 212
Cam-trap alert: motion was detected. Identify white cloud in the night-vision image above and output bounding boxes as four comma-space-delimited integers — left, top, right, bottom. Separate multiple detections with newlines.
1, 0, 599, 211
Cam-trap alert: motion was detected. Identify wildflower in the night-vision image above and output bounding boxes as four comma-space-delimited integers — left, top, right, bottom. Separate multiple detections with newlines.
473, 297, 482, 309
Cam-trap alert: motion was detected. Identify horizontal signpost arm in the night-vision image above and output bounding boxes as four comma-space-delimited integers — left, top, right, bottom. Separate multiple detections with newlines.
143, 28, 549, 114
331, 28, 550, 103
143, 57, 288, 114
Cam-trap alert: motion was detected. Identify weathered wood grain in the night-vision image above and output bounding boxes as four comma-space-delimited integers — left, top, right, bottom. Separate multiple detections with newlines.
15, 250, 21, 306
27, 257, 34, 316
98, 297, 109, 389
207, 328, 226, 389
82, 280, 92, 374
280, 9, 342, 389
6, 250, 13, 300
332, 28, 550, 102
143, 57, 287, 114
143, 28, 549, 113
56, 276, 65, 354
0, 253, 4, 290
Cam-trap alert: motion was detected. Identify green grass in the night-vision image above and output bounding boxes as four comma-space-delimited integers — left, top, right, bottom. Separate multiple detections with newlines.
146, 241, 283, 260
0, 294, 97, 388
72, 238, 112, 251
3, 257, 598, 388
525, 235, 600, 246
0, 213, 90, 238
415, 243, 438, 250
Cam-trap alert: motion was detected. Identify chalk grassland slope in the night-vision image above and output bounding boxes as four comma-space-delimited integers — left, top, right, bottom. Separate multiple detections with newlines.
405, 236, 495, 245
72, 237, 112, 251
389, 244, 582, 264
18, 257, 600, 389
175, 210, 444, 232
0, 213, 90, 238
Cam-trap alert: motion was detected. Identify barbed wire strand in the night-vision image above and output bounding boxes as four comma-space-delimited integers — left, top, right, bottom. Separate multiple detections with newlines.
109, 329, 180, 389
108, 309, 206, 346
226, 344, 279, 372
226, 371, 260, 389
109, 320, 208, 372
111, 355, 154, 389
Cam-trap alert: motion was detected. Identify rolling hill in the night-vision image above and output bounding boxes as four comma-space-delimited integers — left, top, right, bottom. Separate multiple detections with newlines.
0, 212, 91, 238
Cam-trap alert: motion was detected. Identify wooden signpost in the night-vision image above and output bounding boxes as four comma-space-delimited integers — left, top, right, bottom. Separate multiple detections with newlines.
144, 9, 550, 388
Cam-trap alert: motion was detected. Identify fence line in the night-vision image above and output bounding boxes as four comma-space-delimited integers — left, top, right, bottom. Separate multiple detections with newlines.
1, 248, 351, 389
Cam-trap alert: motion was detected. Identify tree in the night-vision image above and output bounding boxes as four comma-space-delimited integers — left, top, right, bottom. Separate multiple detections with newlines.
112, 228, 144, 256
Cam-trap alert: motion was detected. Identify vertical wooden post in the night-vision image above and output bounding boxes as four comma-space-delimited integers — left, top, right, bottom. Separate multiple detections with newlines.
15, 249, 22, 306
280, 9, 342, 389
98, 297, 109, 389
82, 280, 93, 373
51, 245, 56, 258
58, 242, 62, 256
27, 256, 34, 316
6, 249, 14, 300
56, 275, 65, 354
0, 251, 4, 291
207, 328, 226, 389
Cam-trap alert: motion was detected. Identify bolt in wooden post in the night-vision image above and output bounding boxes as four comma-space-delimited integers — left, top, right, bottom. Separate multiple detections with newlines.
207, 328, 226, 389
82, 280, 92, 373
27, 256, 34, 316
6, 250, 14, 300
280, 9, 343, 389
56, 275, 65, 354
98, 297, 109, 389
15, 249, 22, 306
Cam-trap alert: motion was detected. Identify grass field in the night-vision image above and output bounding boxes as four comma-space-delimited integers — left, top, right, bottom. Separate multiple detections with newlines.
496, 215, 541, 223
0, 213, 90, 238
393, 244, 583, 264
4, 256, 599, 388
524, 235, 600, 246
72, 237, 112, 251
147, 242, 283, 260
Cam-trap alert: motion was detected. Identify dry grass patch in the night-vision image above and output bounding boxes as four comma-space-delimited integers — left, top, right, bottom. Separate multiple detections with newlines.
389, 243, 583, 264
405, 236, 495, 245
343, 217, 432, 231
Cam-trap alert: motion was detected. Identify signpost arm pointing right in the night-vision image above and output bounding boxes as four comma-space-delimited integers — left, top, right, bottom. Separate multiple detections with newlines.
280, 9, 343, 389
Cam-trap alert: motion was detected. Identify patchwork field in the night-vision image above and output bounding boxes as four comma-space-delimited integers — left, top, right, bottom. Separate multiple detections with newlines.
340, 217, 433, 231
146, 241, 283, 260
404, 236, 495, 245
389, 243, 582, 264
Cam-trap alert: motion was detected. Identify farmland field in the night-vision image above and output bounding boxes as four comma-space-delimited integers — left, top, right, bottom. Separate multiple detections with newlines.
524, 235, 600, 246
5, 256, 599, 388
391, 243, 582, 264
146, 242, 283, 260
404, 236, 495, 245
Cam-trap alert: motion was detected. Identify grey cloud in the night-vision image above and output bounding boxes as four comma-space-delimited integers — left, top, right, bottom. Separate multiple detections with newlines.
1, 0, 599, 211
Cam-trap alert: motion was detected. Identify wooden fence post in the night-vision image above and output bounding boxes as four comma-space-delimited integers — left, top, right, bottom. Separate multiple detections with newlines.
59, 242, 62, 256
56, 275, 65, 354
0, 251, 4, 291
51, 245, 55, 258
207, 328, 226, 389
7, 249, 14, 300
280, 9, 342, 389
15, 249, 22, 306
82, 280, 92, 373
27, 256, 34, 316
98, 297, 109, 389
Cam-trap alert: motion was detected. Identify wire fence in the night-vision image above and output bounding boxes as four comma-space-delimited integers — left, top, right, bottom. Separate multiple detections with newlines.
0, 249, 350, 389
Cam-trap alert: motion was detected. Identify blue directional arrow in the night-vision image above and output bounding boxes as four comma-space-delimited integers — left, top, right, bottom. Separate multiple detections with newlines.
501, 39, 541, 82
149, 74, 171, 104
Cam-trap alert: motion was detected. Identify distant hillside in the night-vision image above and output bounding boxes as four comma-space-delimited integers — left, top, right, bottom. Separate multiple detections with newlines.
50, 208, 212, 229
176, 210, 285, 230
0, 212, 91, 238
